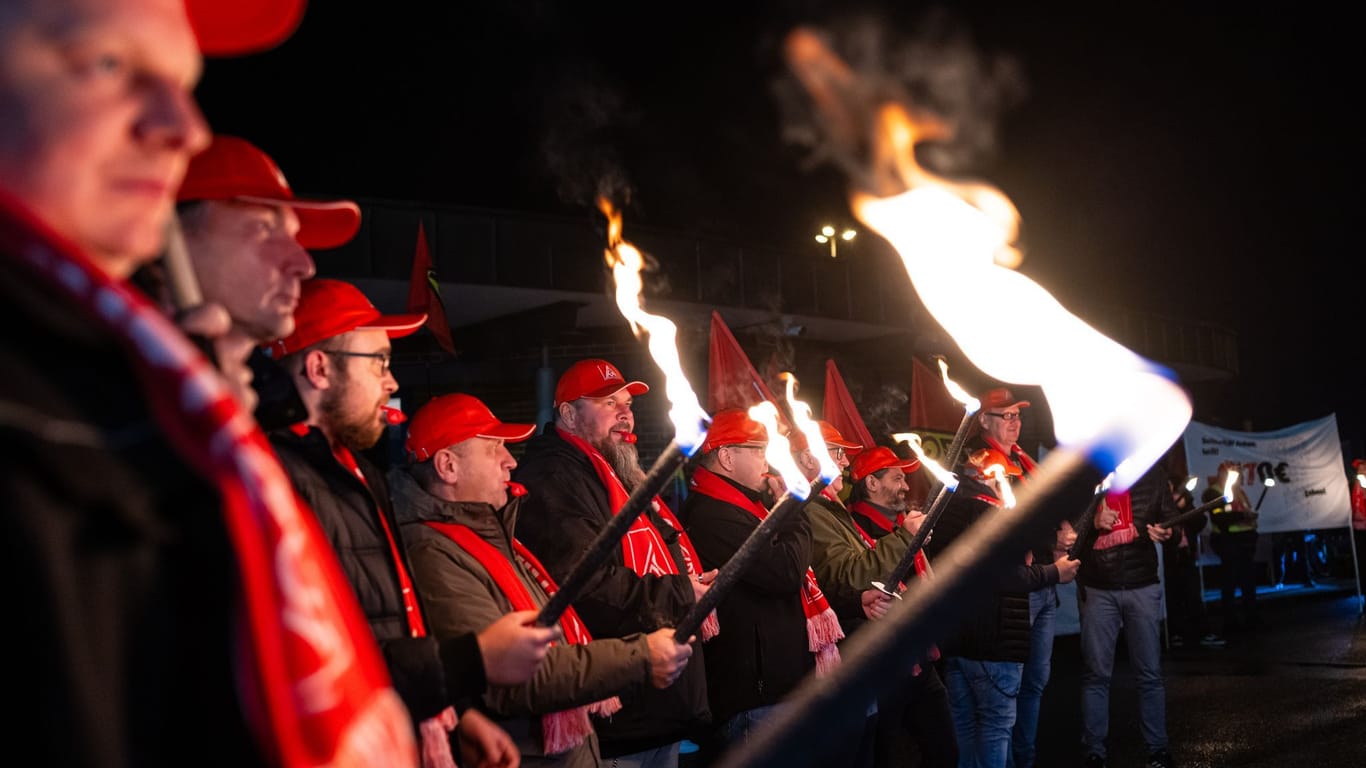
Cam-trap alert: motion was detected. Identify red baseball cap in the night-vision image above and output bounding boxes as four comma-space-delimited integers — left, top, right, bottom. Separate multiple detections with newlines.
178, 135, 361, 250
699, 409, 769, 454
406, 394, 535, 461
264, 279, 426, 358
980, 387, 1031, 412
788, 421, 863, 454
186, 0, 308, 57
851, 446, 921, 482
553, 359, 649, 408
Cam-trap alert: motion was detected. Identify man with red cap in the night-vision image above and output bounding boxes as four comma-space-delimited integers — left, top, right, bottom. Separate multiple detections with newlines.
513, 358, 713, 768
924, 386, 1078, 768
168, 133, 359, 420
0, 1, 421, 765
840, 446, 956, 768
391, 393, 694, 767
682, 410, 844, 761
962, 386, 1077, 768
267, 278, 560, 766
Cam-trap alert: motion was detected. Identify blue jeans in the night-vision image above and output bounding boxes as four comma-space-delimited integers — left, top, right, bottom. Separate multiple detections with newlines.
718, 704, 784, 748
1009, 586, 1056, 768
609, 741, 681, 768
1079, 582, 1168, 758
945, 656, 1023, 768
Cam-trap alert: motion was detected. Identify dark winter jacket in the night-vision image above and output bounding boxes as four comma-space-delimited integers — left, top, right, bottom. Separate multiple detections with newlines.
270, 426, 485, 723
1077, 465, 1176, 591
922, 476, 1060, 663
512, 425, 710, 756
683, 469, 816, 724
807, 494, 913, 639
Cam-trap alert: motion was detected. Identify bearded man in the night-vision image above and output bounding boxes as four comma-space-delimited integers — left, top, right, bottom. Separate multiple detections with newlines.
513, 358, 714, 768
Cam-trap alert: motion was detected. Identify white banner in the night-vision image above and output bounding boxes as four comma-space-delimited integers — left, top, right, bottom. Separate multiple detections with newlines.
1182, 415, 1352, 533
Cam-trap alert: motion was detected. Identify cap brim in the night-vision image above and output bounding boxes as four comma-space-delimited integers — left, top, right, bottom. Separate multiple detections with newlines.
580, 381, 650, 400
478, 422, 536, 443
359, 313, 427, 338
186, 0, 308, 56
235, 195, 361, 250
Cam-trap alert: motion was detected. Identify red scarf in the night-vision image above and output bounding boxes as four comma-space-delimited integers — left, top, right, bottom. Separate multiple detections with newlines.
689, 467, 844, 674
558, 428, 719, 640
424, 522, 622, 754
983, 437, 1036, 478
0, 192, 414, 766
1093, 491, 1138, 550
848, 500, 932, 582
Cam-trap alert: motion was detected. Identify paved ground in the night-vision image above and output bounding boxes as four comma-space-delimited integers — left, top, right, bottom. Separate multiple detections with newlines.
1036, 579, 1366, 768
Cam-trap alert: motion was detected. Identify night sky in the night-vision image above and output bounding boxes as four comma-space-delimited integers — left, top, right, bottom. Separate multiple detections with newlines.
194, 2, 1363, 452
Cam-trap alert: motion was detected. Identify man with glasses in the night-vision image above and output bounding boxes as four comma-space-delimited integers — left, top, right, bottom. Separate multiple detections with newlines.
926, 386, 1078, 768
267, 278, 560, 765
683, 410, 840, 760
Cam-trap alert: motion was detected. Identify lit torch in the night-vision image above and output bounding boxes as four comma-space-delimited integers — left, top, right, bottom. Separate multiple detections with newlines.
874, 432, 960, 592
933, 357, 981, 478
1160, 468, 1240, 532
675, 378, 833, 639
536, 199, 710, 628
716, 28, 1192, 768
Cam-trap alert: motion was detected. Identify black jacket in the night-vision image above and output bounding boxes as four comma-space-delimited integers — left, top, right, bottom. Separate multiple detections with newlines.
512, 425, 710, 756
2, 225, 259, 766
683, 469, 815, 724
1076, 464, 1176, 591
922, 476, 1060, 663
269, 426, 485, 723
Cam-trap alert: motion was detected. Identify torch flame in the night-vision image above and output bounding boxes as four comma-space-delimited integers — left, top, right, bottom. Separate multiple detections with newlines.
600, 198, 709, 454
782, 372, 840, 483
750, 401, 811, 500
983, 464, 1017, 508
893, 432, 959, 491
785, 29, 1191, 490
936, 357, 980, 414
1222, 469, 1239, 504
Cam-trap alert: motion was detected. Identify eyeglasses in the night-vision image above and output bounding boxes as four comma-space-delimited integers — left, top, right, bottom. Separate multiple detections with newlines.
828, 447, 847, 460
985, 411, 1022, 422
326, 350, 392, 375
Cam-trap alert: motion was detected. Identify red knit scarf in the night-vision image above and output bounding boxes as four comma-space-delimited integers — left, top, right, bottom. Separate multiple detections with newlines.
848, 500, 932, 583
558, 428, 719, 640
0, 192, 414, 766
423, 521, 622, 754
689, 467, 844, 673
1093, 490, 1138, 550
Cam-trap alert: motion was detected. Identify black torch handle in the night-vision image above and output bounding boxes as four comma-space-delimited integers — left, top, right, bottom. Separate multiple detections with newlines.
1158, 496, 1225, 530
924, 411, 976, 499
537, 441, 687, 627
674, 479, 830, 641
1066, 490, 1106, 561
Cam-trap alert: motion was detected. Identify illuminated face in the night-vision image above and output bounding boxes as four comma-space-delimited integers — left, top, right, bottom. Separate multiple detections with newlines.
183, 201, 314, 342
448, 437, 517, 509
979, 406, 1022, 448
868, 466, 910, 511
0, 0, 210, 277
826, 445, 850, 494
564, 389, 634, 445
721, 443, 770, 493
317, 328, 398, 451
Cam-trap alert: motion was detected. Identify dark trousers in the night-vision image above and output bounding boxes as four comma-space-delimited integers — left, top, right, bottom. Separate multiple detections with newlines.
873, 660, 957, 768
1211, 531, 1259, 628
1163, 549, 1208, 640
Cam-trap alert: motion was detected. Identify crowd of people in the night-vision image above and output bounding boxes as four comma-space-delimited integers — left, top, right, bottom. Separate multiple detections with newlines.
3, 2, 1258, 768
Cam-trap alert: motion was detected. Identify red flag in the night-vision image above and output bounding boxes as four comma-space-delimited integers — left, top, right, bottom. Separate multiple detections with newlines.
707, 311, 788, 428
910, 357, 961, 433
822, 359, 876, 454
407, 221, 455, 355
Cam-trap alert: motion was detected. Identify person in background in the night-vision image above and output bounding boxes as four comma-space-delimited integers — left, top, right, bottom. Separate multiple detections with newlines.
0, 0, 419, 764
268, 278, 559, 767
513, 358, 713, 768
1073, 461, 1179, 768
1162, 477, 1223, 649
392, 393, 693, 767
1352, 459, 1366, 593
1205, 461, 1259, 634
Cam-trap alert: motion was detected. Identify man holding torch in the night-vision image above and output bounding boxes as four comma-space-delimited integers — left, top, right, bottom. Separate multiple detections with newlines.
514, 358, 713, 768
391, 393, 694, 767
682, 409, 839, 757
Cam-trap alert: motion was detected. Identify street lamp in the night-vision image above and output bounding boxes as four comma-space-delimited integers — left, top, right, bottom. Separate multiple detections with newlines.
815, 225, 856, 258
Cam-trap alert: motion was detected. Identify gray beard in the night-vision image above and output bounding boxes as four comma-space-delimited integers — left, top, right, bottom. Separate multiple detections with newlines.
595, 435, 646, 492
